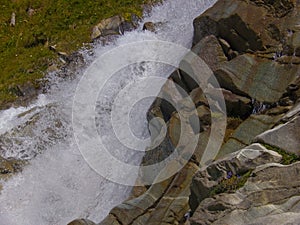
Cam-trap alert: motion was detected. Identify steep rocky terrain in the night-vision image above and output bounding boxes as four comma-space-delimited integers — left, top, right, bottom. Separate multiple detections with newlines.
66, 0, 300, 224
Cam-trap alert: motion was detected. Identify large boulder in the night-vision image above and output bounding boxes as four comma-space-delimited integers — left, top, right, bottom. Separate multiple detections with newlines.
214, 54, 299, 103
190, 162, 300, 225
91, 15, 125, 39
255, 115, 300, 156
191, 35, 227, 72
193, 0, 298, 52
189, 143, 282, 213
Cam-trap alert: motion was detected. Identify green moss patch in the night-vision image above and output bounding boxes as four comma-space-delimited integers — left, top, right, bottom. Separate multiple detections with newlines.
0, 0, 158, 108
262, 143, 300, 165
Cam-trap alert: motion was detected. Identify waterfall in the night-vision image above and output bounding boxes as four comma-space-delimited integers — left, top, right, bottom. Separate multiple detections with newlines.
0, 0, 216, 224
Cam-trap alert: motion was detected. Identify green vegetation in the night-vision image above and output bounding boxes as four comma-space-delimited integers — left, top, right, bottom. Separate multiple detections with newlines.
262, 143, 300, 165
210, 170, 252, 196
0, 0, 157, 107
209, 143, 300, 197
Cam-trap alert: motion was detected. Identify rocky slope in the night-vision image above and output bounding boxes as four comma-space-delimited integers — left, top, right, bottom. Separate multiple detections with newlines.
70, 0, 300, 224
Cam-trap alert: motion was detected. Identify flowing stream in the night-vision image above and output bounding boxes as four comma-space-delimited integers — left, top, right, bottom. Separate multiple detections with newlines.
0, 0, 216, 224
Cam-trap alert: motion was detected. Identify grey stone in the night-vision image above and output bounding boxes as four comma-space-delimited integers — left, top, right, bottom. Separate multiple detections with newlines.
190, 162, 300, 225
217, 114, 280, 158
91, 15, 125, 39
190, 144, 282, 213
215, 54, 299, 103
255, 116, 300, 156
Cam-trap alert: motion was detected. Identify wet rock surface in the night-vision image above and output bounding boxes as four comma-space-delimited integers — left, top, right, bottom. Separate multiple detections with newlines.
68, 219, 96, 225
143, 21, 158, 32
0, 156, 25, 181
91, 15, 125, 39
0, 104, 69, 160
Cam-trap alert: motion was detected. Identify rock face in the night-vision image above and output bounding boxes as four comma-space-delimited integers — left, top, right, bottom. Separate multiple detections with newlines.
91, 15, 125, 39
193, 0, 300, 103
193, 0, 298, 52
255, 115, 300, 156
99, 162, 199, 225
188, 0, 300, 224
0, 104, 68, 160
91, 14, 141, 39
71, 0, 300, 224
190, 162, 300, 225
215, 54, 299, 103
189, 143, 282, 212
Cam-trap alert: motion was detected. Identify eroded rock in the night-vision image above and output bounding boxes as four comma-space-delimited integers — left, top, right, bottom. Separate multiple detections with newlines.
192, 35, 227, 72
189, 143, 282, 213
217, 114, 281, 158
91, 15, 125, 39
190, 162, 300, 225
255, 116, 300, 156
99, 162, 199, 225
193, 0, 298, 52
215, 54, 299, 103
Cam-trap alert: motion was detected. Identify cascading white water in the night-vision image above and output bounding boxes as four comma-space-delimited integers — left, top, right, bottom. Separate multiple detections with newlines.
0, 0, 216, 224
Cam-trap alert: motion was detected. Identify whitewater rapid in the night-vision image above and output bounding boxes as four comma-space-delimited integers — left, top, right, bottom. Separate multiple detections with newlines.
0, 0, 216, 224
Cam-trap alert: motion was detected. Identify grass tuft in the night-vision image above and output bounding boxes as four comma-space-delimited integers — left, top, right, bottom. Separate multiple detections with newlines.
261, 143, 300, 165
0, 0, 159, 107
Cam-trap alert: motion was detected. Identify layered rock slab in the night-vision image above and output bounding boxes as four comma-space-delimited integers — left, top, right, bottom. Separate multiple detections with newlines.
98, 162, 199, 225
189, 143, 282, 213
190, 162, 300, 225
256, 115, 300, 156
